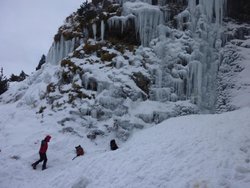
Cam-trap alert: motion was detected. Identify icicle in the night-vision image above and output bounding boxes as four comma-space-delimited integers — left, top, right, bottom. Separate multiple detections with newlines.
83, 28, 89, 38
187, 60, 202, 105
70, 37, 76, 52
156, 68, 162, 88
173, 78, 184, 98
59, 35, 65, 62
122, 2, 164, 46
65, 40, 71, 58
108, 14, 136, 34
46, 36, 78, 65
101, 20, 105, 41
151, 88, 171, 102
92, 23, 97, 41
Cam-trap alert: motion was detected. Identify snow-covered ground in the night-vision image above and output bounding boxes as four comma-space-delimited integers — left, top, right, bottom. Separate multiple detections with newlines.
1, 102, 250, 188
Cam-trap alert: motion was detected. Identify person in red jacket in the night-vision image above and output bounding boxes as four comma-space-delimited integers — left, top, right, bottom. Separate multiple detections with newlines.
32, 135, 51, 170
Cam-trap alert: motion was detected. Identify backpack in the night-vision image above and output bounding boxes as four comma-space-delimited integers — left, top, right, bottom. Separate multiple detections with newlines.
75, 145, 84, 156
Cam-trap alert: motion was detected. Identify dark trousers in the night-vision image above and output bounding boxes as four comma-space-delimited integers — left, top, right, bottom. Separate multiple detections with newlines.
33, 152, 47, 168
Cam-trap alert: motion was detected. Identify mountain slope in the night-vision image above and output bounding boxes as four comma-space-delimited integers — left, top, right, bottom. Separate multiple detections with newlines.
0, 104, 250, 188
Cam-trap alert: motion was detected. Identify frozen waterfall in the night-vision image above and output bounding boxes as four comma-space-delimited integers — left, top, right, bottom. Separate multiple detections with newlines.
187, 0, 227, 110
46, 36, 77, 65
150, 0, 227, 111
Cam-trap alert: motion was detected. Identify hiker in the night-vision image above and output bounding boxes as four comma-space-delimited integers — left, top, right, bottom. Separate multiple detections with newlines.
72, 145, 84, 160
110, 139, 118, 151
32, 135, 51, 170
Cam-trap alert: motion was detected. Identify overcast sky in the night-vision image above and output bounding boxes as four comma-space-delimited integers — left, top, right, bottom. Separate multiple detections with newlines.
0, 0, 83, 77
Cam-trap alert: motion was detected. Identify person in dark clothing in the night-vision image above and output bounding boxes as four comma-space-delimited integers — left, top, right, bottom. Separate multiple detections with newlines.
72, 145, 84, 160
32, 135, 51, 170
110, 139, 118, 151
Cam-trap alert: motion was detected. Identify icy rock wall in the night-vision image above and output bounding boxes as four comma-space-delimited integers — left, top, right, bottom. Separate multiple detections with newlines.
46, 0, 228, 112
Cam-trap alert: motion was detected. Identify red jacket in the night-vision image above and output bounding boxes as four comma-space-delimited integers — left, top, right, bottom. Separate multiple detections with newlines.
39, 135, 51, 154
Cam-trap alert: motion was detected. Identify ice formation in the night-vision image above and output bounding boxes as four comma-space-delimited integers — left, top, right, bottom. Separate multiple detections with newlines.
108, 14, 136, 34
188, 0, 227, 25
186, 0, 227, 110
92, 23, 97, 41
46, 36, 76, 65
108, 2, 164, 46
148, 0, 228, 111
101, 20, 105, 41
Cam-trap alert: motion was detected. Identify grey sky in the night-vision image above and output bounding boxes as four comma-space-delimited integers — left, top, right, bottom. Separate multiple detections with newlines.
0, 0, 83, 77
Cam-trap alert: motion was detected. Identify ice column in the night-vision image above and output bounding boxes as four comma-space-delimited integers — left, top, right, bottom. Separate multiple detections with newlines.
187, 60, 202, 105
92, 23, 97, 41
101, 20, 105, 41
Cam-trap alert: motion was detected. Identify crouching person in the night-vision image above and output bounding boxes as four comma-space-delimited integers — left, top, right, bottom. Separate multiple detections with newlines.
32, 135, 51, 170
72, 145, 84, 160
110, 139, 118, 151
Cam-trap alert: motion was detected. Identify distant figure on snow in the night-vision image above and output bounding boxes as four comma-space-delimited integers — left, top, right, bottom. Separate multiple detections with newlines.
32, 135, 51, 170
72, 145, 84, 160
110, 139, 118, 151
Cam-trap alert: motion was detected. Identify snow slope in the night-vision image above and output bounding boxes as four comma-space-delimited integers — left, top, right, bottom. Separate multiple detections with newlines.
231, 38, 250, 108
1, 102, 250, 188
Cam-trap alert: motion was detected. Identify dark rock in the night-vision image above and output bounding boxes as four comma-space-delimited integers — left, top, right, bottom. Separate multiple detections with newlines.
227, 0, 250, 23
132, 72, 151, 96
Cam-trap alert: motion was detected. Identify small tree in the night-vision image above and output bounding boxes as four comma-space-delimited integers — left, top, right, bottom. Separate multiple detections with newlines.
0, 67, 8, 95
9, 73, 20, 82
19, 70, 28, 81
9, 70, 28, 82
36, 54, 46, 71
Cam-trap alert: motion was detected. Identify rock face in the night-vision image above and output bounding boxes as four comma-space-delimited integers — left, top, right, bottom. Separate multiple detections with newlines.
227, 0, 250, 22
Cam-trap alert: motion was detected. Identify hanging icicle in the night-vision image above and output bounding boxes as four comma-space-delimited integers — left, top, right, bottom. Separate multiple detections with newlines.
92, 23, 97, 41
46, 35, 78, 65
101, 20, 105, 41
108, 14, 136, 34
123, 2, 164, 46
